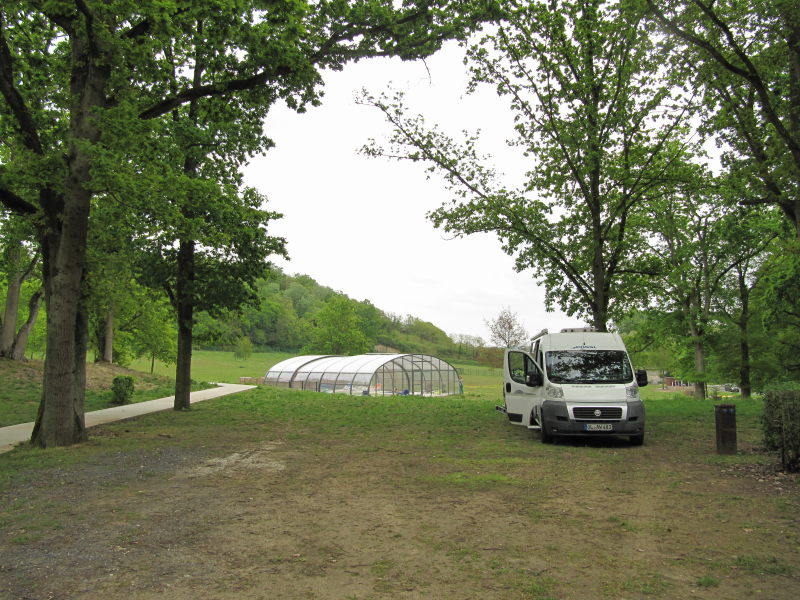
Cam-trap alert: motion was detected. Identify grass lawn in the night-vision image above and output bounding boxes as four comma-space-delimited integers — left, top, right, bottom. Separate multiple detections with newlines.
0, 358, 217, 427
126, 349, 294, 383
126, 350, 497, 385
1, 355, 798, 599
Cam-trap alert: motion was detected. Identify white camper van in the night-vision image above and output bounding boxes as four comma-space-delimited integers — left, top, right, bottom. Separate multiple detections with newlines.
497, 328, 647, 445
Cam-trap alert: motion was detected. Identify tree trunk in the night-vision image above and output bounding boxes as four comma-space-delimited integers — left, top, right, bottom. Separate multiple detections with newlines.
590, 256, 609, 332
31, 31, 110, 447
737, 270, 752, 398
0, 268, 22, 355
591, 305, 609, 332
739, 332, 752, 399
174, 238, 195, 411
590, 236, 609, 331
31, 195, 91, 447
0, 247, 36, 356
10, 287, 43, 361
100, 308, 114, 363
690, 323, 707, 400
588, 197, 610, 334
171, 79, 203, 411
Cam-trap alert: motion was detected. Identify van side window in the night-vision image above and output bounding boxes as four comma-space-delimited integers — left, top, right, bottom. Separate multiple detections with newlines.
508, 351, 536, 385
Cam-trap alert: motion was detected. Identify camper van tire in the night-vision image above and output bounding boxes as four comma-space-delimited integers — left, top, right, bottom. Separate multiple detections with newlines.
630, 433, 645, 446
537, 407, 553, 443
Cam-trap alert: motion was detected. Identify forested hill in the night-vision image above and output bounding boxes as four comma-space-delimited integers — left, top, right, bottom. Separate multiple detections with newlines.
193, 269, 491, 363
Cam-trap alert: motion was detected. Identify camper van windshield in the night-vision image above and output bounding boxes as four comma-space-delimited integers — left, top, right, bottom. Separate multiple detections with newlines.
545, 350, 633, 384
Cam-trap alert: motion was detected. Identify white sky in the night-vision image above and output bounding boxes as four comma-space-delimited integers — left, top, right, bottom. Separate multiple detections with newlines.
241, 42, 579, 342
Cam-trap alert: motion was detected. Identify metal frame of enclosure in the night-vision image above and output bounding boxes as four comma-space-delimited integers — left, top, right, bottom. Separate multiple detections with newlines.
264, 354, 460, 397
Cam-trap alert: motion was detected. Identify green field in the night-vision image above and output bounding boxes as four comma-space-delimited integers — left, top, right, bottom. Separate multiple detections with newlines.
126, 350, 294, 383
1, 355, 797, 599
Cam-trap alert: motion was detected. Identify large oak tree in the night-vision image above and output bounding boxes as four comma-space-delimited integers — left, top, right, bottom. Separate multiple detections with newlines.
362, 0, 697, 330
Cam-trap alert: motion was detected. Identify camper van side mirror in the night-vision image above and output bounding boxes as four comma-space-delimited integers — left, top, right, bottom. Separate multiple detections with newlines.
636, 369, 648, 387
526, 370, 543, 387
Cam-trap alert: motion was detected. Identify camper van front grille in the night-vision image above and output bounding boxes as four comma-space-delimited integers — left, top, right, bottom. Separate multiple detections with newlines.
573, 407, 623, 420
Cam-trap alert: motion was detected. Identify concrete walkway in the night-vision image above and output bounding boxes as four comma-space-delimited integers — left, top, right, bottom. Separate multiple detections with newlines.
0, 383, 256, 454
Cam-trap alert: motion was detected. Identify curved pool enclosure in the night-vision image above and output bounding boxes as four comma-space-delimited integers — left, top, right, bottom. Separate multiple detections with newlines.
264, 354, 460, 397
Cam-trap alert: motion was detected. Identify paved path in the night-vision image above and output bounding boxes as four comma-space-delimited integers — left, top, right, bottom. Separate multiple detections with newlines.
0, 383, 256, 454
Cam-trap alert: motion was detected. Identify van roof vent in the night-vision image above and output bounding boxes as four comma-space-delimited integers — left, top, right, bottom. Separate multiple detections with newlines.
530, 328, 549, 341
560, 327, 597, 333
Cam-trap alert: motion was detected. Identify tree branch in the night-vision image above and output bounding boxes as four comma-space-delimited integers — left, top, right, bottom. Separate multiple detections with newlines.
137, 5, 455, 120
0, 12, 44, 155
138, 64, 291, 119
646, 0, 800, 167
0, 186, 38, 215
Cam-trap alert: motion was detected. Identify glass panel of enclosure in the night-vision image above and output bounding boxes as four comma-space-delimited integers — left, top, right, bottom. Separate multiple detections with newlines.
397, 355, 418, 395
352, 372, 373, 386
352, 372, 373, 396
268, 355, 323, 375
294, 357, 346, 385
334, 372, 357, 394
304, 371, 323, 392
277, 370, 294, 385
376, 359, 408, 395
320, 371, 338, 393
290, 370, 311, 390
266, 355, 330, 388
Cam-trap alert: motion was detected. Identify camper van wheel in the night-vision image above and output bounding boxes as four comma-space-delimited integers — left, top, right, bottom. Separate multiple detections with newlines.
629, 433, 645, 446
540, 417, 553, 444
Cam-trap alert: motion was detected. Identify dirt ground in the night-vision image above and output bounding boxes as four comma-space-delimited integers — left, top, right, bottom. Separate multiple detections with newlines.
2, 418, 800, 600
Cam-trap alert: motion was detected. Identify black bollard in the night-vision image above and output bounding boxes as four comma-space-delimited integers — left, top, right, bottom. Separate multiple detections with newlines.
715, 404, 737, 455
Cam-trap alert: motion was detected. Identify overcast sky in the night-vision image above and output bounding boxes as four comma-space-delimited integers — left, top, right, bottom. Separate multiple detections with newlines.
241, 42, 580, 342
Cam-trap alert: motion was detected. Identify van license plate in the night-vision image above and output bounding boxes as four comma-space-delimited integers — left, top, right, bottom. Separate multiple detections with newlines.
584, 423, 613, 432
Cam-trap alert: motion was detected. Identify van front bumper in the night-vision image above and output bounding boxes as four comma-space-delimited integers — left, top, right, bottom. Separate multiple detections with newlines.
541, 400, 645, 436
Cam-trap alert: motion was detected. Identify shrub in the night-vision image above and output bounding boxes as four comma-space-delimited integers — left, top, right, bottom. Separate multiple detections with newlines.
762, 384, 800, 472
234, 336, 253, 361
111, 375, 135, 405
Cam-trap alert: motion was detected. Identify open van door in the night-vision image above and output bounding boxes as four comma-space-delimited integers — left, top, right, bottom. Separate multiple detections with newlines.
501, 348, 545, 430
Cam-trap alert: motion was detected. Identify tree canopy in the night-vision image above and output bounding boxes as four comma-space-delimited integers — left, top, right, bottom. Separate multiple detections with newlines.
647, 0, 800, 236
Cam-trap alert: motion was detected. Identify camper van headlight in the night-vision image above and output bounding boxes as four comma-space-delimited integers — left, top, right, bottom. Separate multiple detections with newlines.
546, 385, 564, 399
625, 385, 640, 400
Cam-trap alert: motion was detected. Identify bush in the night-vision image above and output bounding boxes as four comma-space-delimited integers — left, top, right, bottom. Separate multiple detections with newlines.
111, 375, 135, 405
762, 384, 800, 472
234, 336, 254, 361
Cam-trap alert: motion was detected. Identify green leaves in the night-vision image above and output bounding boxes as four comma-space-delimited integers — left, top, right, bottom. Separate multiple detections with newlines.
302, 295, 371, 355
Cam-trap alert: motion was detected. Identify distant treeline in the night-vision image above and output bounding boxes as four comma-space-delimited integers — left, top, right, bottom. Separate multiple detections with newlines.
194, 269, 500, 365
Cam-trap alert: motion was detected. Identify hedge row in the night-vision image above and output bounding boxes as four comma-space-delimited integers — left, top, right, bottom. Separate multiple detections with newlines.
763, 385, 800, 472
